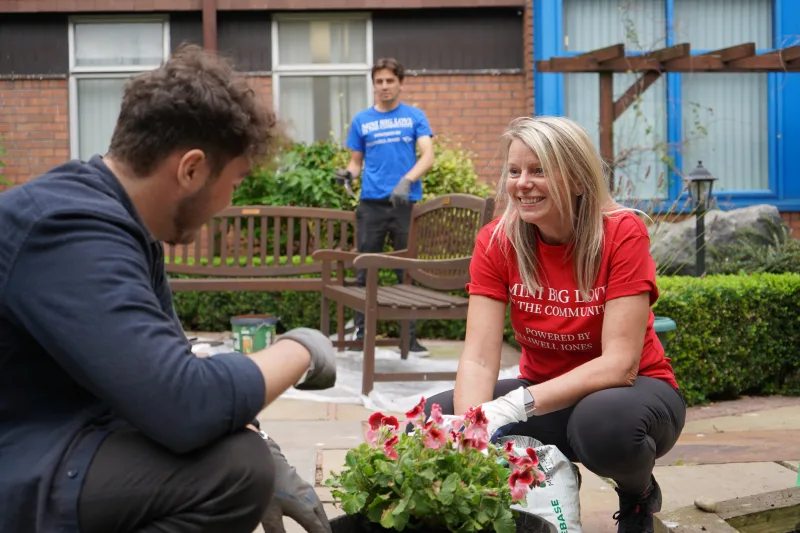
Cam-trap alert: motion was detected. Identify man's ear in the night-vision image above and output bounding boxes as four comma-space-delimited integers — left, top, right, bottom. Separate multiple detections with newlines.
175, 149, 210, 193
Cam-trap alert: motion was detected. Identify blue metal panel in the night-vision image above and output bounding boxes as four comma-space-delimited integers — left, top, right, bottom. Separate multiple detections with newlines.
533, 0, 563, 116
665, 0, 683, 200
775, 0, 800, 203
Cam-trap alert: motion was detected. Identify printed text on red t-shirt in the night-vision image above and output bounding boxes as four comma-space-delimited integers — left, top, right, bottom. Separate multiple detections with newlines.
509, 282, 607, 352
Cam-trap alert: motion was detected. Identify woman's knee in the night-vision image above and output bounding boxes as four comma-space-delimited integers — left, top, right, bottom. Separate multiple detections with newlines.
566, 388, 651, 469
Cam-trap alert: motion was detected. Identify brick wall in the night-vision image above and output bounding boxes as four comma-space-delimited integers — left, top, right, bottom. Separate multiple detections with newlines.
401, 74, 527, 182
0, 78, 69, 188
783, 212, 800, 236
524, 0, 534, 114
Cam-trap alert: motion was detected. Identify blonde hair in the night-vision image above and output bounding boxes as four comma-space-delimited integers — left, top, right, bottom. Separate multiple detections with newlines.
490, 116, 634, 302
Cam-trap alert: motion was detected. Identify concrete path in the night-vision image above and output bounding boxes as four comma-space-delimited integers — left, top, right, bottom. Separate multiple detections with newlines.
255, 394, 800, 533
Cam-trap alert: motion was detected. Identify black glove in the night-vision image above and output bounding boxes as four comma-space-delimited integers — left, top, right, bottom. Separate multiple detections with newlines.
390, 178, 412, 207
275, 328, 337, 390
261, 436, 332, 533
335, 169, 352, 187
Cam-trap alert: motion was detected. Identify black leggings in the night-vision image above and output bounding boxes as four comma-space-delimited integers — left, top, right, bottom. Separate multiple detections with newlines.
422, 376, 686, 494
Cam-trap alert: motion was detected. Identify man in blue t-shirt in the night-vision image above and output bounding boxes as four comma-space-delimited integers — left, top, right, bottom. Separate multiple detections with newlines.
336, 58, 434, 357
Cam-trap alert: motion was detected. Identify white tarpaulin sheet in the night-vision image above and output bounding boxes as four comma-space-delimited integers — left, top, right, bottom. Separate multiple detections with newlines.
191, 335, 521, 414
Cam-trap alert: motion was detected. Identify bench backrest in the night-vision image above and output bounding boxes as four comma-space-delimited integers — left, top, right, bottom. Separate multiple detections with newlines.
407, 193, 496, 290
164, 205, 357, 277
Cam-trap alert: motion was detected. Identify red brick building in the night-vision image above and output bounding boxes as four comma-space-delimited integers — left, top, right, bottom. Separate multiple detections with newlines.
0, 0, 531, 188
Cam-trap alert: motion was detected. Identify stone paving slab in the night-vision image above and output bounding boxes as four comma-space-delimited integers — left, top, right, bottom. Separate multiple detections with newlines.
682, 405, 800, 433
656, 429, 800, 466
653, 462, 798, 511
574, 465, 619, 533
259, 398, 332, 421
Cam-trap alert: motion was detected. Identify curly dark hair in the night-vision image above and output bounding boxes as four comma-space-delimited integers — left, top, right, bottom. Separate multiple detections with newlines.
107, 43, 278, 177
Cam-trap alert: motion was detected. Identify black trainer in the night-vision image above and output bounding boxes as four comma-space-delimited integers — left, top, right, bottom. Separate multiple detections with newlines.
613, 476, 662, 533
409, 339, 430, 357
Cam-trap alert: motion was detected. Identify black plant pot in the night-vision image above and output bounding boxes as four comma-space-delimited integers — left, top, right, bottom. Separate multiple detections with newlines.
329, 509, 558, 533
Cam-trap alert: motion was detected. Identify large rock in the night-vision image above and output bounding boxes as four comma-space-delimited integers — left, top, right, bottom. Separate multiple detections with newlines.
647, 204, 788, 276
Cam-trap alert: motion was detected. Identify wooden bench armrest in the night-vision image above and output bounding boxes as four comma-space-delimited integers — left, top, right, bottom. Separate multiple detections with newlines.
354, 254, 472, 271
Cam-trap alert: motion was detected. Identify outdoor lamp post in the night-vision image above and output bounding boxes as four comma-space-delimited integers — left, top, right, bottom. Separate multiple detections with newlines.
685, 161, 718, 276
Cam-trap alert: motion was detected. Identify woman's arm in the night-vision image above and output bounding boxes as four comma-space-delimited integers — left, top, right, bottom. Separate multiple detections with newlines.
526, 291, 649, 416
452, 294, 508, 415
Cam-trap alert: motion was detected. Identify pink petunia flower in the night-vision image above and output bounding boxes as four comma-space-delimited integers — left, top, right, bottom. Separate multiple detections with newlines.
383, 435, 399, 459
406, 397, 427, 428
366, 412, 400, 446
423, 426, 448, 450
429, 403, 444, 425
509, 468, 534, 502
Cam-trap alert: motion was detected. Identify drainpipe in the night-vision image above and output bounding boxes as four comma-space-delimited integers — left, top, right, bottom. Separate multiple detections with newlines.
202, 0, 217, 51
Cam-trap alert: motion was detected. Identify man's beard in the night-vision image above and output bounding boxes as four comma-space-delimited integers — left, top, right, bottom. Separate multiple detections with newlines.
167, 182, 214, 246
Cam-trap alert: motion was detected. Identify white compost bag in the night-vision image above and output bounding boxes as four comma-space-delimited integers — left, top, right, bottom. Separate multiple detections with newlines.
498, 435, 583, 533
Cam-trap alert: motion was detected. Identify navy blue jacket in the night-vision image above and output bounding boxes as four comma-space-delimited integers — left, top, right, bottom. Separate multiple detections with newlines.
0, 156, 266, 532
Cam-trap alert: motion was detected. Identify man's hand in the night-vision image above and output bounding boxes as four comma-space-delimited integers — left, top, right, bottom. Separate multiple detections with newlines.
260, 436, 332, 533
335, 168, 352, 187
390, 178, 412, 207
479, 386, 528, 442
275, 328, 337, 390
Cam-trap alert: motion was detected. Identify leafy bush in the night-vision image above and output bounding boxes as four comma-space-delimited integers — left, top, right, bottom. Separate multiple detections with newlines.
231, 135, 493, 209
652, 273, 800, 404
170, 269, 799, 406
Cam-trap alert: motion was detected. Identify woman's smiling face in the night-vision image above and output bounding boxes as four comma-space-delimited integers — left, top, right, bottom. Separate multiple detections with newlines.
505, 138, 575, 245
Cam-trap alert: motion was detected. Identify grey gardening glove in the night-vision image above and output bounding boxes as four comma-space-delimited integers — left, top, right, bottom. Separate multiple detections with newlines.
335, 168, 352, 187
261, 436, 332, 533
390, 177, 412, 206
275, 328, 337, 390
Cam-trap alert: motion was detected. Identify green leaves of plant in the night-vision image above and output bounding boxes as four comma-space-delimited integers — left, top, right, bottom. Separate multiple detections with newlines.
324, 427, 532, 532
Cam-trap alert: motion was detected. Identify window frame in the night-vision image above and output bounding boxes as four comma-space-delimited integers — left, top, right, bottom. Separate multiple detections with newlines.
67, 15, 171, 160
270, 12, 374, 144
533, 0, 800, 212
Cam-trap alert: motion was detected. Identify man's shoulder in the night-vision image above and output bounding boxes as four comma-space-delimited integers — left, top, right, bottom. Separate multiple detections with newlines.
398, 102, 429, 119
0, 161, 141, 257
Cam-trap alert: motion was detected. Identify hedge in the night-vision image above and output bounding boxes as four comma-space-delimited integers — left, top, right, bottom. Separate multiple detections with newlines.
171, 272, 800, 406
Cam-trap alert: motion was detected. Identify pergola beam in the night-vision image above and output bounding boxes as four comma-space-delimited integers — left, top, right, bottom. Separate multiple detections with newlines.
534, 41, 800, 192
535, 42, 800, 73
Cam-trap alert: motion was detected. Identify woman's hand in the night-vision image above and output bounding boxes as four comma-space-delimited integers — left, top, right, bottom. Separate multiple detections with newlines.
453, 294, 508, 415
478, 386, 529, 442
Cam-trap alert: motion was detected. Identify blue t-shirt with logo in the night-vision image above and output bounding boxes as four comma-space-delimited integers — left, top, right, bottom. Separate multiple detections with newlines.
346, 103, 433, 202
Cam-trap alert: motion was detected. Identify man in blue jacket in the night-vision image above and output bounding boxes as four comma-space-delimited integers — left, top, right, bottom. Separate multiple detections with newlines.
337, 58, 435, 357
0, 44, 336, 533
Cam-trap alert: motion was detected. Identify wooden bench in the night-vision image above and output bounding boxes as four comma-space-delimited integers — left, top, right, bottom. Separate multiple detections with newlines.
165, 205, 357, 293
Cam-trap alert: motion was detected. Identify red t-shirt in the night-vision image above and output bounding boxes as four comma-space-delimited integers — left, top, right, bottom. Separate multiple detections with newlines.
466, 211, 678, 389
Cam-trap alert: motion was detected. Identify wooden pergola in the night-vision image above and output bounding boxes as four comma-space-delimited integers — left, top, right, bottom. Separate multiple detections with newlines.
535, 42, 800, 191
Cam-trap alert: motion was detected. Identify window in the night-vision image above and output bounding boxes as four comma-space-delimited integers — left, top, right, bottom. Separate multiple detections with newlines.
563, 0, 668, 199
68, 17, 170, 161
271, 14, 373, 145
542, 0, 778, 205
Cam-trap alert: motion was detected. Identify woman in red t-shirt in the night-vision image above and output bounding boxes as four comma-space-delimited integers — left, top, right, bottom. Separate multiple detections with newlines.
421, 116, 686, 532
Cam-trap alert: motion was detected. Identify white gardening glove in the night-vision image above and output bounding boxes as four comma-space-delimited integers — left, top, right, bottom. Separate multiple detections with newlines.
479, 386, 528, 443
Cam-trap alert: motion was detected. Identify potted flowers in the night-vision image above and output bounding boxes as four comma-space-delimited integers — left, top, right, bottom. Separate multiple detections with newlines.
324, 397, 558, 533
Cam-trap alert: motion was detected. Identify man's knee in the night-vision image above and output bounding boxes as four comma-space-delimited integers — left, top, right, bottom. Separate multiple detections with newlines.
216, 431, 276, 521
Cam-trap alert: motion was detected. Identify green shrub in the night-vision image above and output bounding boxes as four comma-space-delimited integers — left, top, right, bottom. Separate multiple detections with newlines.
170, 270, 799, 406
652, 273, 800, 404
231, 135, 493, 210
707, 219, 800, 275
